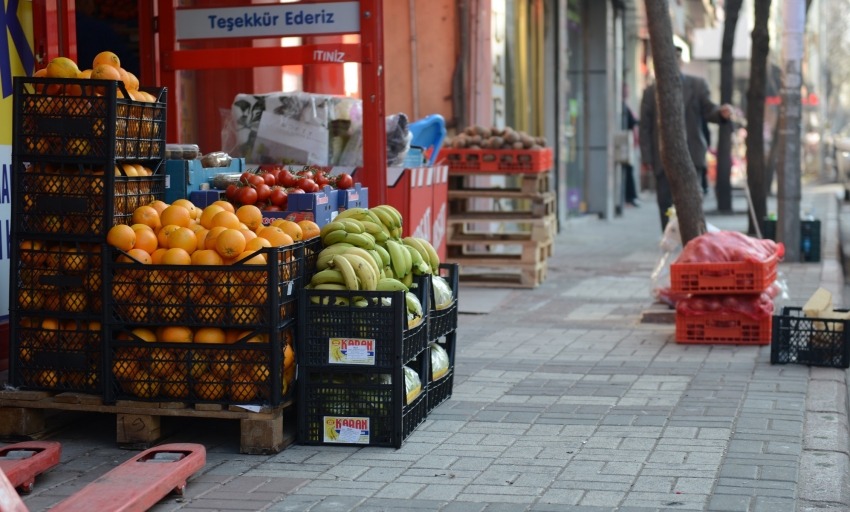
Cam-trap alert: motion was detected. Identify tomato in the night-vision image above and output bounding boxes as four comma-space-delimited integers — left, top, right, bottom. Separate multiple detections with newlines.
310, 182, 320, 193
335, 173, 353, 190
288, 187, 305, 194
280, 171, 298, 188
237, 186, 258, 205
225, 184, 239, 201
315, 173, 330, 187
240, 172, 253, 185
263, 173, 276, 187
263, 205, 281, 212
248, 175, 265, 188
270, 189, 288, 207
269, 170, 281, 183
256, 184, 271, 203
297, 178, 315, 191
297, 170, 314, 180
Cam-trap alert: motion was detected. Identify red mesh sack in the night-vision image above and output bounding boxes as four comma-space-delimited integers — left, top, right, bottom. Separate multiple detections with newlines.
676, 293, 775, 320
676, 231, 784, 264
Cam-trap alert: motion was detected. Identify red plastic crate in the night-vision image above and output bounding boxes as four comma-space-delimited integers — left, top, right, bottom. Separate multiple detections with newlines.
676, 312, 772, 345
670, 255, 777, 294
437, 147, 553, 174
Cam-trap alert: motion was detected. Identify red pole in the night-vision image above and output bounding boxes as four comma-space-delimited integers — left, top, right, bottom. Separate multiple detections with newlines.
159, 0, 179, 143
358, 0, 387, 205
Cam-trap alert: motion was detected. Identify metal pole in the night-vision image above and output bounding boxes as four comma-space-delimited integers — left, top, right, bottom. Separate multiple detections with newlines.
776, 0, 805, 262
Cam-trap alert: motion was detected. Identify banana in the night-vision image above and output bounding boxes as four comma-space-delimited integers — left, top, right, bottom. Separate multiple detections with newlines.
340, 254, 377, 291
320, 221, 347, 238
344, 248, 381, 283
325, 422, 340, 439
345, 232, 376, 251
311, 269, 346, 286
373, 205, 402, 229
311, 295, 350, 306
400, 241, 412, 275
417, 238, 441, 271
377, 278, 409, 292
384, 266, 395, 279
374, 245, 391, 267
319, 244, 353, 256
314, 283, 348, 290
403, 238, 432, 274
316, 254, 335, 271
322, 230, 348, 246
330, 255, 359, 290
405, 292, 423, 317
362, 221, 389, 242
369, 206, 396, 230
389, 227, 401, 240
368, 250, 385, 273
354, 299, 369, 307
401, 272, 413, 288
340, 219, 364, 234
386, 240, 408, 278
336, 207, 368, 221
404, 244, 427, 276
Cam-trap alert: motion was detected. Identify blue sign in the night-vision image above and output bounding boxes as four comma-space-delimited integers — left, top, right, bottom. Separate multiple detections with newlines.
0, 0, 34, 98
175, 2, 360, 40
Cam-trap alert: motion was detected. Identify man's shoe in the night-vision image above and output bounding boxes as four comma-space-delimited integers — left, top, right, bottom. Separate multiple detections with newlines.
627, 200, 641, 207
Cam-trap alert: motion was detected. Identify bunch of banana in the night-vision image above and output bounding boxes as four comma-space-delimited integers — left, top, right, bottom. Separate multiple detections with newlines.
330, 344, 346, 362
325, 422, 340, 441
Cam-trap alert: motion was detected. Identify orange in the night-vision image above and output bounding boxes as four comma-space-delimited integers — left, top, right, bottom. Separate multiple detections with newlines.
250, 361, 271, 383
167, 227, 198, 255
194, 372, 225, 401
204, 226, 227, 251
211, 352, 243, 379
150, 201, 169, 216
92, 51, 121, 69
172, 273, 206, 302
107, 225, 136, 251
60, 247, 89, 272
236, 205, 263, 230
195, 295, 225, 323
162, 373, 189, 399
116, 67, 131, 90
131, 223, 154, 232
111, 275, 138, 302
118, 248, 152, 278
215, 229, 246, 259
120, 164, 138, 177
211, 201, 235, 213
284, 344, 295, 369
199, 206, 224, 229
132, 206, 160, 230
195, 229, 210, 252
112, 358, 140, 380
229, 373, 259, 402
134, 229, 158, 254
142, 270, 171, 301
91, 64, 121, 81
157, 224, 182, 248
151, 248, 168, 265
160, 205, 192, 228
276, 220, 303, 241
211, 211, 241, 229
45, 57, 80, 78
161, 326, 193, 343
62, 292, 88, 313
211, 274, 240, 302
19, 240, 46, 267
149, 348, 176, 378
240, 229, 257, 243
258, 227, 293, 247
126, 71, 140, 91
190, 224, 205, 234
230, 300, 262, 325
158, 296, 184, 322
245, 237, 272, 254
131, 328, 157, 342
298, 220, 320, 240
225, 330, 241, 345
185, 351, 208, 378
125, 303, 151, 323
161, 248, 192, 266
195, 328, 226, 344
131, 371, 160, 399
191, 249, 223, 266
234, 251, 267, 285
173, 199, 199, 220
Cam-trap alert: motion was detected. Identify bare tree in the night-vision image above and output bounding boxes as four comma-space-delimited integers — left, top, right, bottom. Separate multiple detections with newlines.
716, 0, 744, 213
644, 0, 707, 244
746, 0, 772, 236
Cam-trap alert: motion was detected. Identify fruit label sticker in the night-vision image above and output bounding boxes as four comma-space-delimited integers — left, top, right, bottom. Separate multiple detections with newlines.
329, 338, 375, 365
324, 417, 369, 444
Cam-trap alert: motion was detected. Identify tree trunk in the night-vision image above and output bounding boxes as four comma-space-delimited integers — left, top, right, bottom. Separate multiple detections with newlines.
644, 0, 707, 244
746, 0, 772, 236
716, 0, 743, 213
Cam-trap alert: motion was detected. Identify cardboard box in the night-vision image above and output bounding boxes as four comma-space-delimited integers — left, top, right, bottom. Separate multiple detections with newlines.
164, 158, 245, 204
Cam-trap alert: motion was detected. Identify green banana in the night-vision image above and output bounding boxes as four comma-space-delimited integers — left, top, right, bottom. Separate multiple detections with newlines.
362, 209, 384, 227
368, 250, 385, 273
319, 244, 353, 256
330, 255, 359, 290
362, 221, 389, 242
340, 219, 364, 234
400, 241, 412, 275
354, 299, 369, 307
311, 295, 350, 306
403, 238, 432, 274
404, 244, 427, 276
322, 230, 348, 246
344, 247, 382, 284
336, 208, 368, 221
390, 227, 401, 240
370, 206, 396, 230
417, 238, 441, 271
386, 240, 407, 278
377, 278, 408, 292
310, 269, 346, 286
405, 292, 423, 317
340, 253, 377, 291
320, 221, 347, 238
373, 205, 402, 229
384, 265, 395, 279
374, 245, 391, 267
313, 283, 347, 290
401, 272, 413, 288
346, 232, 376, 250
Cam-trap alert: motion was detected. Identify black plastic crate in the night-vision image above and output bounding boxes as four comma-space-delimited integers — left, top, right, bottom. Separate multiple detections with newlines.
429, 264, 459, 342
13, 78, 166, 161
8, 314, 104, 393
299, 275, 430, 369
427, 331, 456, 414
298, 347, 428, 448
106, 244, 302, 328
12, 160, 165, 239
772, 307, 850, 368
763, 219, 821, 263
105, 322, 295, 405
10, 239, 106, 316
303, 237, 322, 279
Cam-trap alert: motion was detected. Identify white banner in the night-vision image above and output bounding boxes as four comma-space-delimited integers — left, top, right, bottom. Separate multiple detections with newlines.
176, 2, 361, 40
0, 145, 10, 322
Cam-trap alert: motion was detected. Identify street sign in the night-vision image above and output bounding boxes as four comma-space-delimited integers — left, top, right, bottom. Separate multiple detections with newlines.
175, 2, 360, 40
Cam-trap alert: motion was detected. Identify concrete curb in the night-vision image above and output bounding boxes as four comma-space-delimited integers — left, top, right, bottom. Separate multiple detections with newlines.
798, 193, 850, 511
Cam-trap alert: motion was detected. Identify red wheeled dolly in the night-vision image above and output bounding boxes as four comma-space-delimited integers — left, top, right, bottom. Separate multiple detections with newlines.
0, 441, 62, 494
50, 443, 205, 512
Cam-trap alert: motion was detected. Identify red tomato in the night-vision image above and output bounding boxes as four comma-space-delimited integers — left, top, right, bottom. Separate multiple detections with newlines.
263, 205, 281, 212
240, 172, 253, 185
248, 175, 265, 188
225, 184, 239, 201
238, 186, 258, 205
297, 178, 315, 191
270, 189, 288, 207
335, 173, 353, 190
297, 170, 314, 180
280, 171, 298, 188
263, 173, 276, 186
288, 187, 305, 194
256, 184, 271, 203
310, 182, 320, 193
315, 174, 330, 187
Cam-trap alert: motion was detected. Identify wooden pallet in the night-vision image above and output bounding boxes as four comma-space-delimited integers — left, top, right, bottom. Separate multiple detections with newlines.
448, 170, 551, 195
451, 260, 548, 289
0, 390, 294, 455
448, 213, 557, 243
447, 237, 553, 265
449, 190, 556, 218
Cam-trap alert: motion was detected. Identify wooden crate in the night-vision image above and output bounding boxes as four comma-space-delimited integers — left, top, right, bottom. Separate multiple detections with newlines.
453, 260, 548, 289
0, 389, 294, 455
449, 190, 556, 218
447, 237, 553, 265
448, 170, 551, 196
448, 213, 557, 243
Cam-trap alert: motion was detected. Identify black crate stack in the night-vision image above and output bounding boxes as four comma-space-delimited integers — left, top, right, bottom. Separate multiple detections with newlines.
427, 264, 459, 414
298, 275, 431, 448
9, 77, 166, 394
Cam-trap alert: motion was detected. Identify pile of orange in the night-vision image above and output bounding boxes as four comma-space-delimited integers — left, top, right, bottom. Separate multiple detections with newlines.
17, 318, 103, 389
16, 241, 103, 314
34, 52, 153, 102
111, 326, 296, 401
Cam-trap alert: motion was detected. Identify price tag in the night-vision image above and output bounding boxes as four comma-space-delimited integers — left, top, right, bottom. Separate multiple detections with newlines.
165, 175, 171, 189
338, 426, 361, 443
346, 345, 368, 361
287, 281, 293, 295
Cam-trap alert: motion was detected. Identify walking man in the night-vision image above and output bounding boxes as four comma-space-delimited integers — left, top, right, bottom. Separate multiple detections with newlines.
639, 46, 732, 231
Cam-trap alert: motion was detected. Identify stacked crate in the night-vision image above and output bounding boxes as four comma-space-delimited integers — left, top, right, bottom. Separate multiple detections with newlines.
441, 147, 555, 288
672, 256, 778, 345
426, 264, 459, 413
8, 77, 166, 393
297, 277, 431, 448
